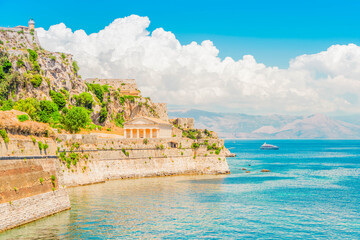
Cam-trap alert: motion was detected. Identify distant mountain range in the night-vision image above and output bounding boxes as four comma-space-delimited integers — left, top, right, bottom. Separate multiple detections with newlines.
168, 109, 360, 139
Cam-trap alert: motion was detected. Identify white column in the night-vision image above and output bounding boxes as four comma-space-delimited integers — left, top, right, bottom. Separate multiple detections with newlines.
130, 129, 133, 138
150, 128, 153, 138
136, 129, 139, 138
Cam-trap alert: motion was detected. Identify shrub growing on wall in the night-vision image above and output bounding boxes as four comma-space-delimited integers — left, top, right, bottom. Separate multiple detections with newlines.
0, 129, 9, 143
191, 143, 200, 149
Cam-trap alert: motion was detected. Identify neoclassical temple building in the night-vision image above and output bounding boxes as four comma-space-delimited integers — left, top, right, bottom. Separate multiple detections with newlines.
123, 117, 173, 139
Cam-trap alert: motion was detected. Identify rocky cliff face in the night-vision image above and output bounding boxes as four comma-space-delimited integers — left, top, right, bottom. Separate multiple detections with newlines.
0, 29, 85, 100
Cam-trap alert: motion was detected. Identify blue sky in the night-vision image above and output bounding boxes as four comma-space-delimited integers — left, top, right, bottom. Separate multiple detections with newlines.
1, 0, 360, 68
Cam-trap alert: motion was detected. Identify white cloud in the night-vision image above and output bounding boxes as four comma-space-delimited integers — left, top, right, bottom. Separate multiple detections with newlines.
36, 15, 360, 114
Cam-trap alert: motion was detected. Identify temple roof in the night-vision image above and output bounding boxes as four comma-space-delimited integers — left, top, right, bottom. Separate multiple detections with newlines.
124, 116, 171, 126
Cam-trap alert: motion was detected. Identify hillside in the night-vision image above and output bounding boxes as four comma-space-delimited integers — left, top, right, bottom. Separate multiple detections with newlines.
169, 109, 360, 139
0, 29, 169, 133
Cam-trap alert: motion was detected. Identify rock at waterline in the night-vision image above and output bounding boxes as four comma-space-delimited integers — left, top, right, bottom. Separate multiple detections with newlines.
261, 169, 271, 172
245, 171, 250, 173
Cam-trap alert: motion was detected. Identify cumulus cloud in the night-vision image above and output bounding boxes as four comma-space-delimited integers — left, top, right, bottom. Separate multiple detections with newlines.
36, 15, 360, 114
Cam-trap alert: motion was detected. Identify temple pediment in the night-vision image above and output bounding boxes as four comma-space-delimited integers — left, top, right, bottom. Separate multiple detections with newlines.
126, 118, 156, 125
124, 116, 171, 126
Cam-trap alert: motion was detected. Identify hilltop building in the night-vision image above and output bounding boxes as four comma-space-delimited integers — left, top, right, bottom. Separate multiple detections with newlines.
28, 19, 35, 30
171, 118, 194, 129
0, 18, 35, 32
124, 116, 173, 138
85, 78, 140, 96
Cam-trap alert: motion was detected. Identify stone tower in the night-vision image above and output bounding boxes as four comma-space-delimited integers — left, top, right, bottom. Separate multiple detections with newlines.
28, 18, 35, 30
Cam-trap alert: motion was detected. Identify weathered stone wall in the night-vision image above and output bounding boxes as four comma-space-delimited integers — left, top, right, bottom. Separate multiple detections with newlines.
57, 134, 229, 187
0, 134, 229, 231
152, 103, 168, 121
59, 155, 229, 187
0, 136, 70, 232
171, 118, 195, 129
0, 136, 57, 157
0, 189, 70, 232
85, 78, 139, 94
0, 158, 60, 204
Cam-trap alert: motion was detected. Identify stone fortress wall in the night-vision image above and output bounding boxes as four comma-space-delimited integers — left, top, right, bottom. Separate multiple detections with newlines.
152, 103, 168, 121
171, 118, 195, 129
85, 78, 139, 95
57, 134, 229, 187
0, 129, 229, 232
0, 137, 71, 232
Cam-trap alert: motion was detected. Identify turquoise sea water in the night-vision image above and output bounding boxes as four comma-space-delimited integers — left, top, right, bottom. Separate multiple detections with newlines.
1, 140, 360, 239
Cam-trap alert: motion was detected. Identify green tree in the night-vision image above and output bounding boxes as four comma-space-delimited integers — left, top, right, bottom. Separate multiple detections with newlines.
39, 100, 58, 123
75, 92, 93, 109
99, 107, 108, 123
0, 67, 5, 80
115, 112, 125, 127
50, 90, 66, 110
14, 98, 41, 121
87, 83, 104, 102
2, 59, 12, 73
16, 59, 25, 68
0, 100, 14, 111
30, 74, 42, 88
32, 61, 40, 72
62, 107, 90, 133
72, 61, 79, 74
27, 49, 38, 63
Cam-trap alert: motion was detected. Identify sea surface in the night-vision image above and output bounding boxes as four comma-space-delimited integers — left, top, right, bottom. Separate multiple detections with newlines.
1, 140, 360, 239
